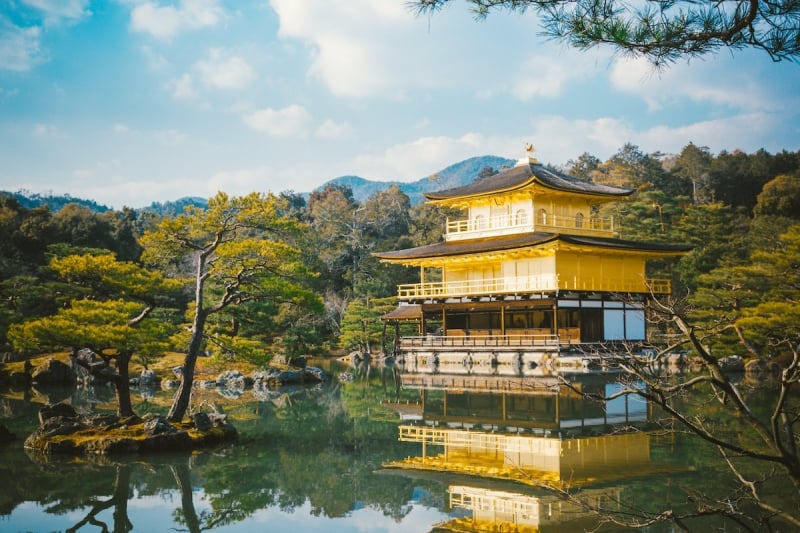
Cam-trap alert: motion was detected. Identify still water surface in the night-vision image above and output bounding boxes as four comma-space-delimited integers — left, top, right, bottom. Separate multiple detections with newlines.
0, 360, 783, 532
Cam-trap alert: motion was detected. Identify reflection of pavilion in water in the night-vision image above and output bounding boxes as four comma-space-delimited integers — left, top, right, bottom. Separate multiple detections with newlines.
396, 371, 652, 437
440, 484, 619, 533
387, 372, 672, 532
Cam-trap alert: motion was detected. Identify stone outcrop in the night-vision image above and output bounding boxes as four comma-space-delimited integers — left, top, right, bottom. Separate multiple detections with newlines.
252, 366, 327, 388
718, 355, 745, 372
135, 369, 158, 386
24, 402, 237, 456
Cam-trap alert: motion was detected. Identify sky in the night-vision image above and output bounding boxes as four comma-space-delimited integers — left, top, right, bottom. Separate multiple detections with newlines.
1, 0, 798, 210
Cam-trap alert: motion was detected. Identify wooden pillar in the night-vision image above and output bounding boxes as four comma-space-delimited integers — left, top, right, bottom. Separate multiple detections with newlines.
394, 321, 400, 356
552, 302, 558, 336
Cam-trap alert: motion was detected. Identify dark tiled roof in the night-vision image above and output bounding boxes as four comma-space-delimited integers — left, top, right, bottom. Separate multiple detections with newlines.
373, 232, 691, 261
424, 161, 633, 200
561, 234, 692, 253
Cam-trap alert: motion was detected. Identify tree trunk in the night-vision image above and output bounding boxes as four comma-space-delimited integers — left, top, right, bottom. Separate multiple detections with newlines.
167, 248, 210, 423
167, 309, 207, 422
112, 466, 132, 533
70, 348, 135, 418
115, 353, 134, 418
172, 464, 201, 533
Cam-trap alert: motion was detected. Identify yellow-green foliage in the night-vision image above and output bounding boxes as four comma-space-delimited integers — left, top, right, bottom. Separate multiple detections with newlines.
339, 296, 397, 353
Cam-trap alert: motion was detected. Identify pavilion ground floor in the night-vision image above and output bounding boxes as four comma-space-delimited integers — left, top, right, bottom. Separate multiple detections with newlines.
383, 292, 654, 375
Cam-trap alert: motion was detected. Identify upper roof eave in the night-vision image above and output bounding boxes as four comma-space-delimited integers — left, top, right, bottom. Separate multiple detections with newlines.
423, 161, 634, 201
372, 232, 691, 263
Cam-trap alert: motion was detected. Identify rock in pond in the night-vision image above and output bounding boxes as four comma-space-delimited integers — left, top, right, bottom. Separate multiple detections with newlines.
24, 402, 237, 456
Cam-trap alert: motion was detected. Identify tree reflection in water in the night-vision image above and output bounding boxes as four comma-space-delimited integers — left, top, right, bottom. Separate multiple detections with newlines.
66, 466, 132, 533
2, 364, 440, 531
8, 362, 794, 531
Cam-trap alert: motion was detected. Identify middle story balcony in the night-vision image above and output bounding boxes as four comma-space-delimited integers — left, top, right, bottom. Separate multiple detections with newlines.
397, 274, 671, 301
445, 213, 616, 241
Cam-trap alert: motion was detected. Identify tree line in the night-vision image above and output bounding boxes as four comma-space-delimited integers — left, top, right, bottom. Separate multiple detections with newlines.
2, 143, 799, 360
1, 144, 799, 404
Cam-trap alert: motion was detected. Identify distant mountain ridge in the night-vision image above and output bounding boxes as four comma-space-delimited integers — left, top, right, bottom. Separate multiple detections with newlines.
0, 190, 111, 213
139, 196, 210, 216
2, 155, 516, 214
321, 155, 516, 204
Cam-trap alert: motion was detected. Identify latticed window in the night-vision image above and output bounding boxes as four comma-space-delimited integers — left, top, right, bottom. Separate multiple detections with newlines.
575, 212, 584, 228
538, 209, 547, 225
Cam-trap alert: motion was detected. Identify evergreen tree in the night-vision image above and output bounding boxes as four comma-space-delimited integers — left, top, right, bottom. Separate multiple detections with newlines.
140, 192, 321, 422
411, 0, 800, 65
9, 252, 182, 417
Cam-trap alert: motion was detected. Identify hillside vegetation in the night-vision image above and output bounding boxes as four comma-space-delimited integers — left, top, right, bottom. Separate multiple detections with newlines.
1, 143, 798, 364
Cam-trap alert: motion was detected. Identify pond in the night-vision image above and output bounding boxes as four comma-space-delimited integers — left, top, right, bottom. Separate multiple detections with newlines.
0, 360, 793, 532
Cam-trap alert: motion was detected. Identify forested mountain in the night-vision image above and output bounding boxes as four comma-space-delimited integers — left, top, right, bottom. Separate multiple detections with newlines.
0, 190, 110, 213
139, 196, 209, 217
2, 155, 515, 212
321, 155, 516, 204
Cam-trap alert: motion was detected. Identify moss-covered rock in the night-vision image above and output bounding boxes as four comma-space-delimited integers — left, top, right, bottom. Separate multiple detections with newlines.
24, 402, 237, 456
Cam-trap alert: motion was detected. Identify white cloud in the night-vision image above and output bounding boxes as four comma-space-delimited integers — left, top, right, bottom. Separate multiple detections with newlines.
166, 73, 196, 99
195, 48, 254, 90
140, 45, 169, 70
21, 0, 91, 25
269, 0, 488, 98
207, 166, 276, 197
512, 55, 582, 100
610, 56, 775, 112
637, 113, 776, 155
70, 159, 122, 181
315, 119, 353, 139
168, 49, 253, 98
344, 109, 784, 184
242, 104, 311, 137
130, 0, 225, 40
75, 177, 202, 209
269, 1, 575, 103
0, 86, 20, 98
414, 118, 431, 129
0, 16, 45, 71
0, 2, 90, 72
523, 116, 630, 160
524, 112, 784, 163
32, 123, 61, 137
109, 123, 186, 146
154, 128, 187, 146
351, 133, 491, 181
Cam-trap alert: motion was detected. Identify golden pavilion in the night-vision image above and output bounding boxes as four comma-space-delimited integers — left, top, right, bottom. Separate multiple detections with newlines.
374, 147, 690, 371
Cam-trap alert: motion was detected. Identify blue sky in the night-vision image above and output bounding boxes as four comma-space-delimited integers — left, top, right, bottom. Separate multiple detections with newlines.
1, 0, 798, 209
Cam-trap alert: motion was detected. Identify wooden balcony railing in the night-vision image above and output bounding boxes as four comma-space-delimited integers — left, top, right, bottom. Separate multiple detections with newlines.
399, 333, 564, 349
445, 213, 615, 241
397, 275, 670, 300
